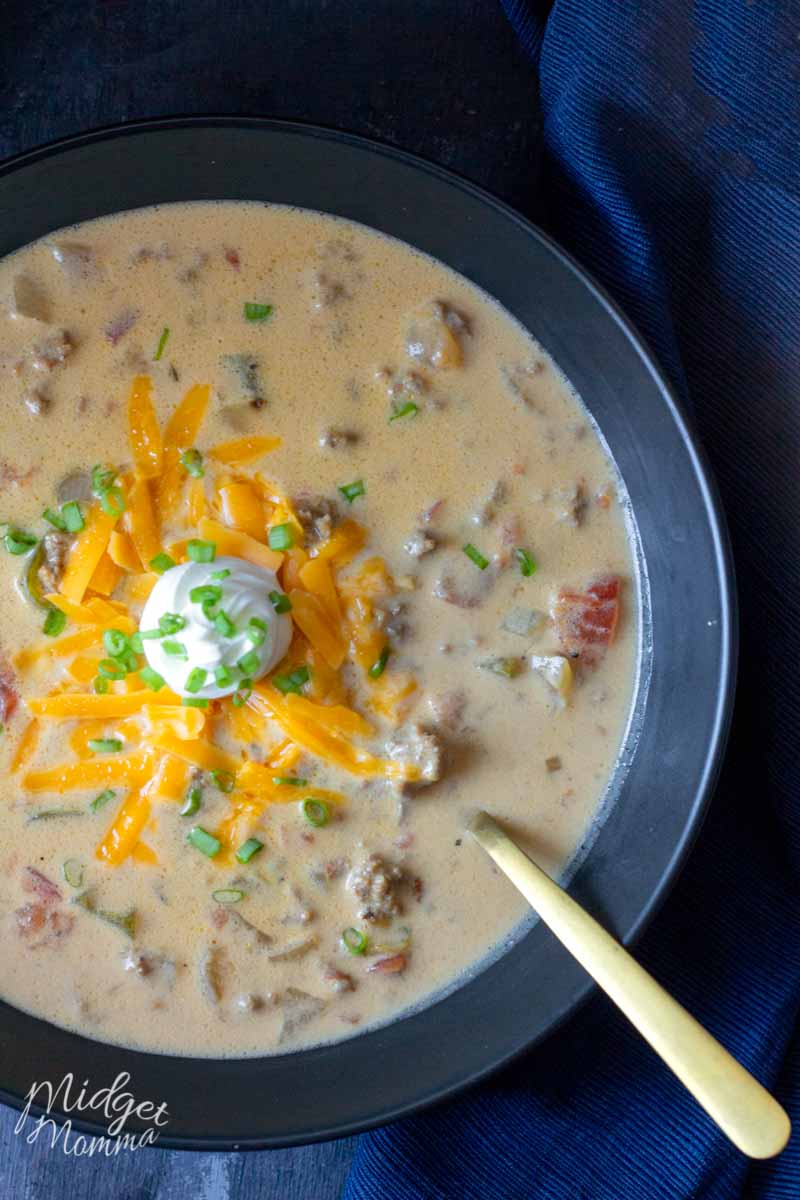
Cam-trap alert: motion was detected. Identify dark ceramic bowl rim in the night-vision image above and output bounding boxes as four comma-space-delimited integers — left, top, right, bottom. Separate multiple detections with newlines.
0, 116, 736, 1150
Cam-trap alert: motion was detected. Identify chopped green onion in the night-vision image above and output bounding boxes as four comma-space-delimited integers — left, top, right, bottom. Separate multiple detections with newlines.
97, 658, 126, 680
180, 787, 202, 817
214, 610, 236, 638
272, 776, 308, 787
117, 649, 139, 674
268, 523, 294, 551
103, 628, 129, 658
153, 326, 170, 361
341, 927, 368, 955
185, 667, 207, 694
301, 797, 330, 828
43, 607, 66, 638
159, 612, 186, 635
90, 788, 115, 813
187, 826, 221, 858
244, 301, 273, 322
62, 859, 84, 889
61, 501, 85, 533
231, 680, 253, 708
389, 401, 419, 422
4, 528, 37, 555
338, 479, 365, 504
273, 665, 310, 695
211, 568, 231, 581
139, 666, 166, 692
149, 552, 176, 574
247, 617, 268, 646
211, 769, 235, 794
235, 837, 264, 864
180, 448, 204, 478
91, 464, 117, 496
129, 631, 144, 654
515, 547, 537, 577
189, 584, 221, 607
93, 676, 109, 694
368, 645, 390, 679
43, 507, 66, 531
139, 628, 162, 640
212, 888, 245, 904
237, 649, 260, 677
187, 539, 216, 563
162, 640, 188, 659
28, 808, 83, 822
88, 738, 123, 754
100, 486, 125, 518
214, 664, 234, 688
182, 697, 209, 708
269, 590, 292, 614
463, 542, 489, 570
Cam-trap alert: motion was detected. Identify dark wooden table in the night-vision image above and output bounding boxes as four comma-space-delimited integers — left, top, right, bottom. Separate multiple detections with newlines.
0, 2, 540, 1196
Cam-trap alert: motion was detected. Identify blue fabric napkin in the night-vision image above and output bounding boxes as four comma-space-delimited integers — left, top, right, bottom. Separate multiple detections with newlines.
344, 3, 800, 1196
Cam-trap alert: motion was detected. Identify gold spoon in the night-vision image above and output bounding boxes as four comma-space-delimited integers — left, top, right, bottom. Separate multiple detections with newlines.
469, 811, 791, 1159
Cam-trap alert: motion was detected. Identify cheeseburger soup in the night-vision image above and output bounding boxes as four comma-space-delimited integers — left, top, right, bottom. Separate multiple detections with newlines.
0, 203, 636, 1055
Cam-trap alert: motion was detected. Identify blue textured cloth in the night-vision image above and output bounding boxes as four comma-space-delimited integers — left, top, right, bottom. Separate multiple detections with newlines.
344, 4, 800, 1197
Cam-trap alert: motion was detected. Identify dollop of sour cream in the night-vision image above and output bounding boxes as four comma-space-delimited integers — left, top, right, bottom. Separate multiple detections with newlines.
139, 556, 292, 699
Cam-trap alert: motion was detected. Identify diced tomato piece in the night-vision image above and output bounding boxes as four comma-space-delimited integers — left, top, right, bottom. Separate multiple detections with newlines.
554, 575, 621, 665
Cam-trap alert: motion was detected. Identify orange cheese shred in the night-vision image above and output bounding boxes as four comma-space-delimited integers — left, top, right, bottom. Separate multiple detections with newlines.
151, 753, 190, 801
313, 518, 367, 567
288, 588, 346, 670
157, 383, 210, 519
87, 552, 122, 596
127, 375, 163, 479
108, 530, 142, 573
23, 749, 153, 793
209, 435, 282, 465
96, 789, 152, 866
218, 481, 267, 541
198, 517, 282, 572
59, 503, 119, 603
148, 730, 240, 777
28, 690, 181, 719
299, 558, 343, 626
11, 718, 40, 772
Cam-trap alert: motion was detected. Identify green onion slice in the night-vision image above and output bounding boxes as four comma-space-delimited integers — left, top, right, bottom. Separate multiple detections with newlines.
247, 617, 268, 646
185, 667, 207, 694
129, 631, 144, 654
231, 680, 253, 708
93, 676, 109, 694
389, 401, 419, 421
182, 697, 209, 708
211, 568, 231, 581
368, 645, 390, 679
214, 610, 236, 638
139, 666, 165, 692
187, 539, 216, 563
153, 326, 170, 361
267, 523, 294, 551
235, 837, 264, 864
180, 448, 204, 478
243, 301, 273, 322
162, 640, 188, 659
273, 665, 310, 695
338, 479, 365, 504
149, 552, 176, 574
62, 501, 85, 533
211, 769, 235, 794
103, 628, 129, 657
272, 776, 308, 787
269, 590, 291, 614
214, 664, 234, 688
88, 738, 123, 754
62, 859, 84, 889
212, 888, 245, 904
341, 927, 368, 955
463, 542, 489, 570
187, 826, 221, 858
43, 607, 66, 638
180, 787, 202, 817
97, 658, 126, 680
189, 584, 222, 607
301, 797, 330, 828
237, 649, 260, 677
515, 547, 537, 577
43, 507, 66, 531
4, 527, 37, 555
159, 612, 186, 635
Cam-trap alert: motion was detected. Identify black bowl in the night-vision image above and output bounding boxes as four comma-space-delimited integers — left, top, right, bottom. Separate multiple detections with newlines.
0, 117, 735, 1149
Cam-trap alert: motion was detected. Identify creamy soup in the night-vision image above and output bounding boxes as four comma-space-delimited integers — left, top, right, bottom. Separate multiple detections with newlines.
0, 203, 637, 1056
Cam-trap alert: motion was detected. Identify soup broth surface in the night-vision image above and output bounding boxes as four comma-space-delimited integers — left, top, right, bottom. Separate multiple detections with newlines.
0, 203, 637, 1055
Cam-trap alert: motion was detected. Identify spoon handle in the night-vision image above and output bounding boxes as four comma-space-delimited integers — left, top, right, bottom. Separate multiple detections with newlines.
469, 811, 791, 1160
